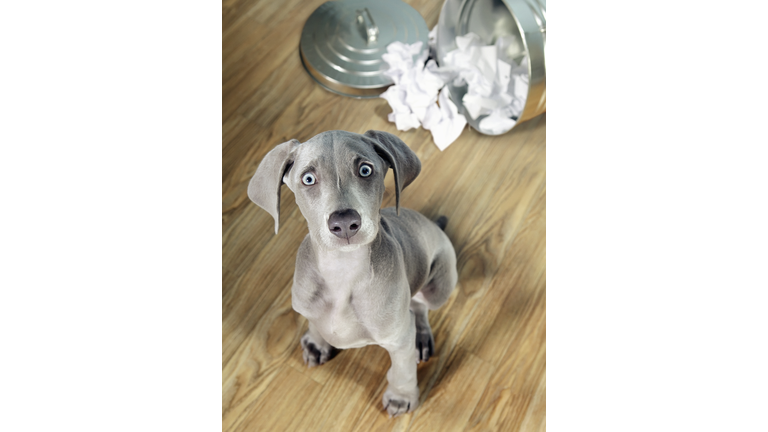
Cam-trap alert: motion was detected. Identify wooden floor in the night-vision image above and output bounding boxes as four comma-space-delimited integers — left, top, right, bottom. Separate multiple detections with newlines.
223, 0, 546, 430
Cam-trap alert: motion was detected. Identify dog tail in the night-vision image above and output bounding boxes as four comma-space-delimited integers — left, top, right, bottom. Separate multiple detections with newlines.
435, 215, 449, 231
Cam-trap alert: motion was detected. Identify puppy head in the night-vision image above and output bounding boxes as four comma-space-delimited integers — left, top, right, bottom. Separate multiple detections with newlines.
248, 130, 421, 251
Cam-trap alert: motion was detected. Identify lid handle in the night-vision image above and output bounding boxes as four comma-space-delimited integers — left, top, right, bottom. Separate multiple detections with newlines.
355, 8, 378, 44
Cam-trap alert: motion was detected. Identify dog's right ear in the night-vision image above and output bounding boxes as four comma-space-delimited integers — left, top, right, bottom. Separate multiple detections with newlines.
363, 130, 421, 215
248, 139, 301, 234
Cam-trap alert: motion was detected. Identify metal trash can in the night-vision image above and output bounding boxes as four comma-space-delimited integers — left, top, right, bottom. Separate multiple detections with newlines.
436, 0, 546, 135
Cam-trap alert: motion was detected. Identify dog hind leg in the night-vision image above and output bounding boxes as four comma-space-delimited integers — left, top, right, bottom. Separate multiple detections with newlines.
415, 248, 458, 311
410, 247, 458, 362
410, 298, 434, 362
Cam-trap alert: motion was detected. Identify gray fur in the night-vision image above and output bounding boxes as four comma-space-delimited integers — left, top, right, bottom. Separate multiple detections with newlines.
248, 130, 458, 417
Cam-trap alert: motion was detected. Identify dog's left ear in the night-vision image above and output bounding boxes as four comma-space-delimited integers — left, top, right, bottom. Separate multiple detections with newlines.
364, 130, 421, 214
248, 139, 301, 234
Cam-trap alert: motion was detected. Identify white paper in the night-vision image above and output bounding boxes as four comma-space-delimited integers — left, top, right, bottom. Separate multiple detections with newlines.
423, 89, 467, 151
379, 30, 530, 147
478, 110, 517, 135
439, 32, 529, 134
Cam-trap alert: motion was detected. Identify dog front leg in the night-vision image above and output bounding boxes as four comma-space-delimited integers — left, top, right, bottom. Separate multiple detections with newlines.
301, 321, 338, 367
381, 311, 419, 417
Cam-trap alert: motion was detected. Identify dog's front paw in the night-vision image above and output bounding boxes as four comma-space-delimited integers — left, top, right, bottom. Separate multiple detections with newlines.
382, 386, 419, 417
300, 331, 337, 367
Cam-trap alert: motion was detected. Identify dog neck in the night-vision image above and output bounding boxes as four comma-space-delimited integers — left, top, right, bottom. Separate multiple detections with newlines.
311, 236, 374, 291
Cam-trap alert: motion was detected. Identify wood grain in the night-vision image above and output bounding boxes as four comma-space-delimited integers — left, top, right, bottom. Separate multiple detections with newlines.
223, 0, 546, 430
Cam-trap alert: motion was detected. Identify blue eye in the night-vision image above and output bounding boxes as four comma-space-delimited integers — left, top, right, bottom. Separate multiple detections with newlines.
359, 163, 373, 177
302, 173, 316, 185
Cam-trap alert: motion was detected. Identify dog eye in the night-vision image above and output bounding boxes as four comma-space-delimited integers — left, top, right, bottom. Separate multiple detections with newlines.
359, 163, 373, 177
301, 173, 316, 185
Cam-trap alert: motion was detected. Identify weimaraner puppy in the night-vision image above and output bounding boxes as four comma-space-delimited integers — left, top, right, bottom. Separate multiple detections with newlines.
248, 130, 457, 417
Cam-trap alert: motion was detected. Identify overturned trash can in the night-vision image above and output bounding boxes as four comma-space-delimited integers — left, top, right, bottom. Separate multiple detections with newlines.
299, 0, 546, 139
436, 0, 546, 135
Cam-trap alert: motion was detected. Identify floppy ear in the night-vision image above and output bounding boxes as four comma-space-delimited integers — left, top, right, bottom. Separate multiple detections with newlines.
247, 139, 301, 234
363, 130, 421, 214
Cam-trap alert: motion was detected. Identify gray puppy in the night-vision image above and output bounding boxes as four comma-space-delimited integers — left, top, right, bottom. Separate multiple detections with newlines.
248, 130, 457, 417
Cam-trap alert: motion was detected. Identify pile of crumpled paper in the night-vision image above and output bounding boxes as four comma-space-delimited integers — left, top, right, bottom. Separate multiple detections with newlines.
380, 27, 529, 150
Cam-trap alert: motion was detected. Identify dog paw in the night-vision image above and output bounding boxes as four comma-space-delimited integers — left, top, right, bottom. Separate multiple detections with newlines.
415, 330, 435, 363
382, 387, 419, 417
300, 332, 337, 367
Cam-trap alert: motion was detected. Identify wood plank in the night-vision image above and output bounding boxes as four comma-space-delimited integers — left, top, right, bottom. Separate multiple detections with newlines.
408, 348, 495, 432
222, 286, 302, 428
289, 346, 393, 431
225, 365, 322, 432
518, 373, 547, 432
465, 273, 546, 431
459, 185, 547, 367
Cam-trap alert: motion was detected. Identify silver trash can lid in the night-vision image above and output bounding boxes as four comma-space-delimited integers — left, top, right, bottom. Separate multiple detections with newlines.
299, 0, 429, 98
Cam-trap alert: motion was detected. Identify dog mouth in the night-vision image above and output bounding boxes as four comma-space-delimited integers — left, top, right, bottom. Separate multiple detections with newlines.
330, 232, 360, 247
329, 226, 358, 244
325, 222, 375, 249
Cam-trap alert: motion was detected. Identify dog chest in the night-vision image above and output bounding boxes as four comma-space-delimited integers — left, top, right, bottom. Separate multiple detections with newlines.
315, 301, 372, 349
311, 248, 376, 348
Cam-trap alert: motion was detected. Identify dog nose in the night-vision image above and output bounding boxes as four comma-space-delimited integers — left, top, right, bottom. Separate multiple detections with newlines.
328, 209, 361, 239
